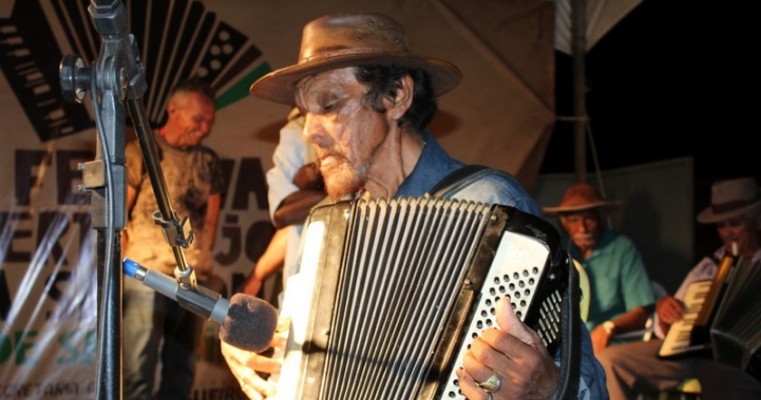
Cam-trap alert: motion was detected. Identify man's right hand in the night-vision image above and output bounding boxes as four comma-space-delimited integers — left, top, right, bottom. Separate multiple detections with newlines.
292, 162, 324, 190
655, 295, 685, 332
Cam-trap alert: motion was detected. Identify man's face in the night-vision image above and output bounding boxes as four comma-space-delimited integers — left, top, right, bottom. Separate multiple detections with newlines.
165, 91, 215, 149
295, 67, 391, 199
559, 210, 602, 254
716, 214, 757, 256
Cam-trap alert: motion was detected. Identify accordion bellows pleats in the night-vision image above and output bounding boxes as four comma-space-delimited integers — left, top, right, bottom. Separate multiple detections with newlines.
275, 196, 570, 399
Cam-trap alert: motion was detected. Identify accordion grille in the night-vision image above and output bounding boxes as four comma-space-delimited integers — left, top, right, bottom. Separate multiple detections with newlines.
287, 196, 565, 400
320, 197, 492, 399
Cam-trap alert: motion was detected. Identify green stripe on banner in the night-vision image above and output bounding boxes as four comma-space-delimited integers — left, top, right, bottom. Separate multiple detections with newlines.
215, 62, 273, 110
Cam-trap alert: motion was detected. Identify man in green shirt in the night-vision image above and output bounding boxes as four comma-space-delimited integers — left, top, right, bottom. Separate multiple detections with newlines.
544, 182, 655, 355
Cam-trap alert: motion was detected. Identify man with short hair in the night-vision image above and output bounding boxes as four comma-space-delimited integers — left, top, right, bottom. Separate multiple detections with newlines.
123, 78, 224, 399
222, 12, 606, 399
597, 176, 761, 399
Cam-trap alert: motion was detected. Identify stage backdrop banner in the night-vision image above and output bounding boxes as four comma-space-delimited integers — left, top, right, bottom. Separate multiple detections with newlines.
0, 0, 554, 398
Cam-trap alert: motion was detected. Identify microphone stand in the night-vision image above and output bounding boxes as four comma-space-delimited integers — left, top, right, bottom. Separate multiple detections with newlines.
60, 1, 207, 398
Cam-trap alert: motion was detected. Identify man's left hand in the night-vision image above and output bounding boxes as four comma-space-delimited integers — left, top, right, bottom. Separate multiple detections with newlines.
590, 325, 613, 356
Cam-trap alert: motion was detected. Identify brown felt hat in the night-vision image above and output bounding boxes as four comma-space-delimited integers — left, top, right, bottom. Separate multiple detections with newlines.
250, 12, 462, 105
543, 182, 621, 214
696, 177, 761, 224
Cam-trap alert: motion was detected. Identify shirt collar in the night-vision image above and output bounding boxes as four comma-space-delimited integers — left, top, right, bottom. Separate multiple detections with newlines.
566, 227, 615, 260
395, 130, 464, 198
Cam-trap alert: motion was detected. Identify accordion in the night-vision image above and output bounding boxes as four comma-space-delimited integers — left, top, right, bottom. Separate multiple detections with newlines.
710, 257, 761, 380
275, 196, 571, 400
659, 256, 761, 381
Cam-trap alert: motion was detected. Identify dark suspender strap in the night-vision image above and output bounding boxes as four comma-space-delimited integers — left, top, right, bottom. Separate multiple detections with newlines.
429, 164, 491, 197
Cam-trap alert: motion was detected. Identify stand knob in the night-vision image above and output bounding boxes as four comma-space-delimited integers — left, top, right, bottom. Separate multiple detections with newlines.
59, 54, 90, 103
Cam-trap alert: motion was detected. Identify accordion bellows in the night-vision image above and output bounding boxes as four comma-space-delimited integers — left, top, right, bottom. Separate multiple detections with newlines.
275, 196, 570, 399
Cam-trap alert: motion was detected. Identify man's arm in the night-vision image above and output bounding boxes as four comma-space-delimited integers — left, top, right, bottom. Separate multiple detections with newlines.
591, 241, 656, 353
590, 305, 650, 355
655, 295, 685, 334
204, 193, 222, 249
190, 192, 222, 279
240, 227, 289, 296
272, 190, 327, 228
272, 162, 326, 229
126, 185, 137, 211
653, 257, 716, 338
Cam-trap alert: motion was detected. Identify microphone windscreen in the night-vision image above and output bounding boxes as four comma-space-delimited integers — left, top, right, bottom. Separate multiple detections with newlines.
219, 293, 278, 352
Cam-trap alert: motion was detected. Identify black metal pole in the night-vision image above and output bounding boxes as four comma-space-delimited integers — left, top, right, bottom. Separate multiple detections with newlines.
572, 0, 588, 183
95, 229, 123, 400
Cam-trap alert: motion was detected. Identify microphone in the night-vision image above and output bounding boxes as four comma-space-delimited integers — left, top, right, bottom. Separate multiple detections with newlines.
122, 258, 277, 352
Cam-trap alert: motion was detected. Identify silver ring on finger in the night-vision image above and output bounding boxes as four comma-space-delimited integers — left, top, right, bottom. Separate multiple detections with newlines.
477, 371, 503, 393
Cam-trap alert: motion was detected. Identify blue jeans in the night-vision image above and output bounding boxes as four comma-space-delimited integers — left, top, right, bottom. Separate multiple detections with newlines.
123, 275, 202, 399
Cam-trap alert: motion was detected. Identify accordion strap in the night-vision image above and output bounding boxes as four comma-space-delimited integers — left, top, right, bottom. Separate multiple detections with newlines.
430, 164, 491, 197
554, 259, 581, 400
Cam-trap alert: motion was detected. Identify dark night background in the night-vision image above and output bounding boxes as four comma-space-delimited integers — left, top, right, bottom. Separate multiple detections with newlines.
542, 0, 758, 262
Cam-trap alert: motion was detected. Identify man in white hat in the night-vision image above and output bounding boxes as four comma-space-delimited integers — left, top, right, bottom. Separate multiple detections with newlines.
544, 182, 656, 355
221, 11, 606, 400
597, 176, 761, 399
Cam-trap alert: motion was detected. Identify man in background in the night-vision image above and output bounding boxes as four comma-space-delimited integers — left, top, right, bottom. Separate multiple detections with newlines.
123, 78, 224, 399
598, 176, 761, 399
544, 182, 655, 355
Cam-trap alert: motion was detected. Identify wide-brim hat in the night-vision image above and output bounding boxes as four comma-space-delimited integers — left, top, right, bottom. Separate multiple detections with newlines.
543, 182, 621, 214
696, 177, 761, 224
250, 12, 462, 105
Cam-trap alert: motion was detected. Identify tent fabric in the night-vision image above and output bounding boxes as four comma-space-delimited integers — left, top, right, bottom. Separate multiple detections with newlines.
555, 0, 644, 54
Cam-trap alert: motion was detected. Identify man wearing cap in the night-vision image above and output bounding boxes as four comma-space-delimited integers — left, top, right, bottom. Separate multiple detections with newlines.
597, 177, 761, 399
544, 182, 655, 355
221, 12, 606, 399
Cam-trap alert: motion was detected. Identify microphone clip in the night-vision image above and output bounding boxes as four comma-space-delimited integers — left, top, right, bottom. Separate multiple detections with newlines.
152, 210, 195, 249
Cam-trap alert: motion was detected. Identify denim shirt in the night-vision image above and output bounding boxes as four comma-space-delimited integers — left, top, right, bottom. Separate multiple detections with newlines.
396, 131, 540, 215
396, 131, 607, 399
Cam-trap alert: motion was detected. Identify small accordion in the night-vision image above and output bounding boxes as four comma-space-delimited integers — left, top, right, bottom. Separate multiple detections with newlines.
659, 255, 761, 380
711, 257, 761, 379
275, 196, 570, 399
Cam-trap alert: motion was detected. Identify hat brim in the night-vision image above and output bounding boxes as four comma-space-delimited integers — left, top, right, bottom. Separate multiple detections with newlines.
250, 52, 462, 105
696, 200, 761, 224
542, 200, 622, 214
